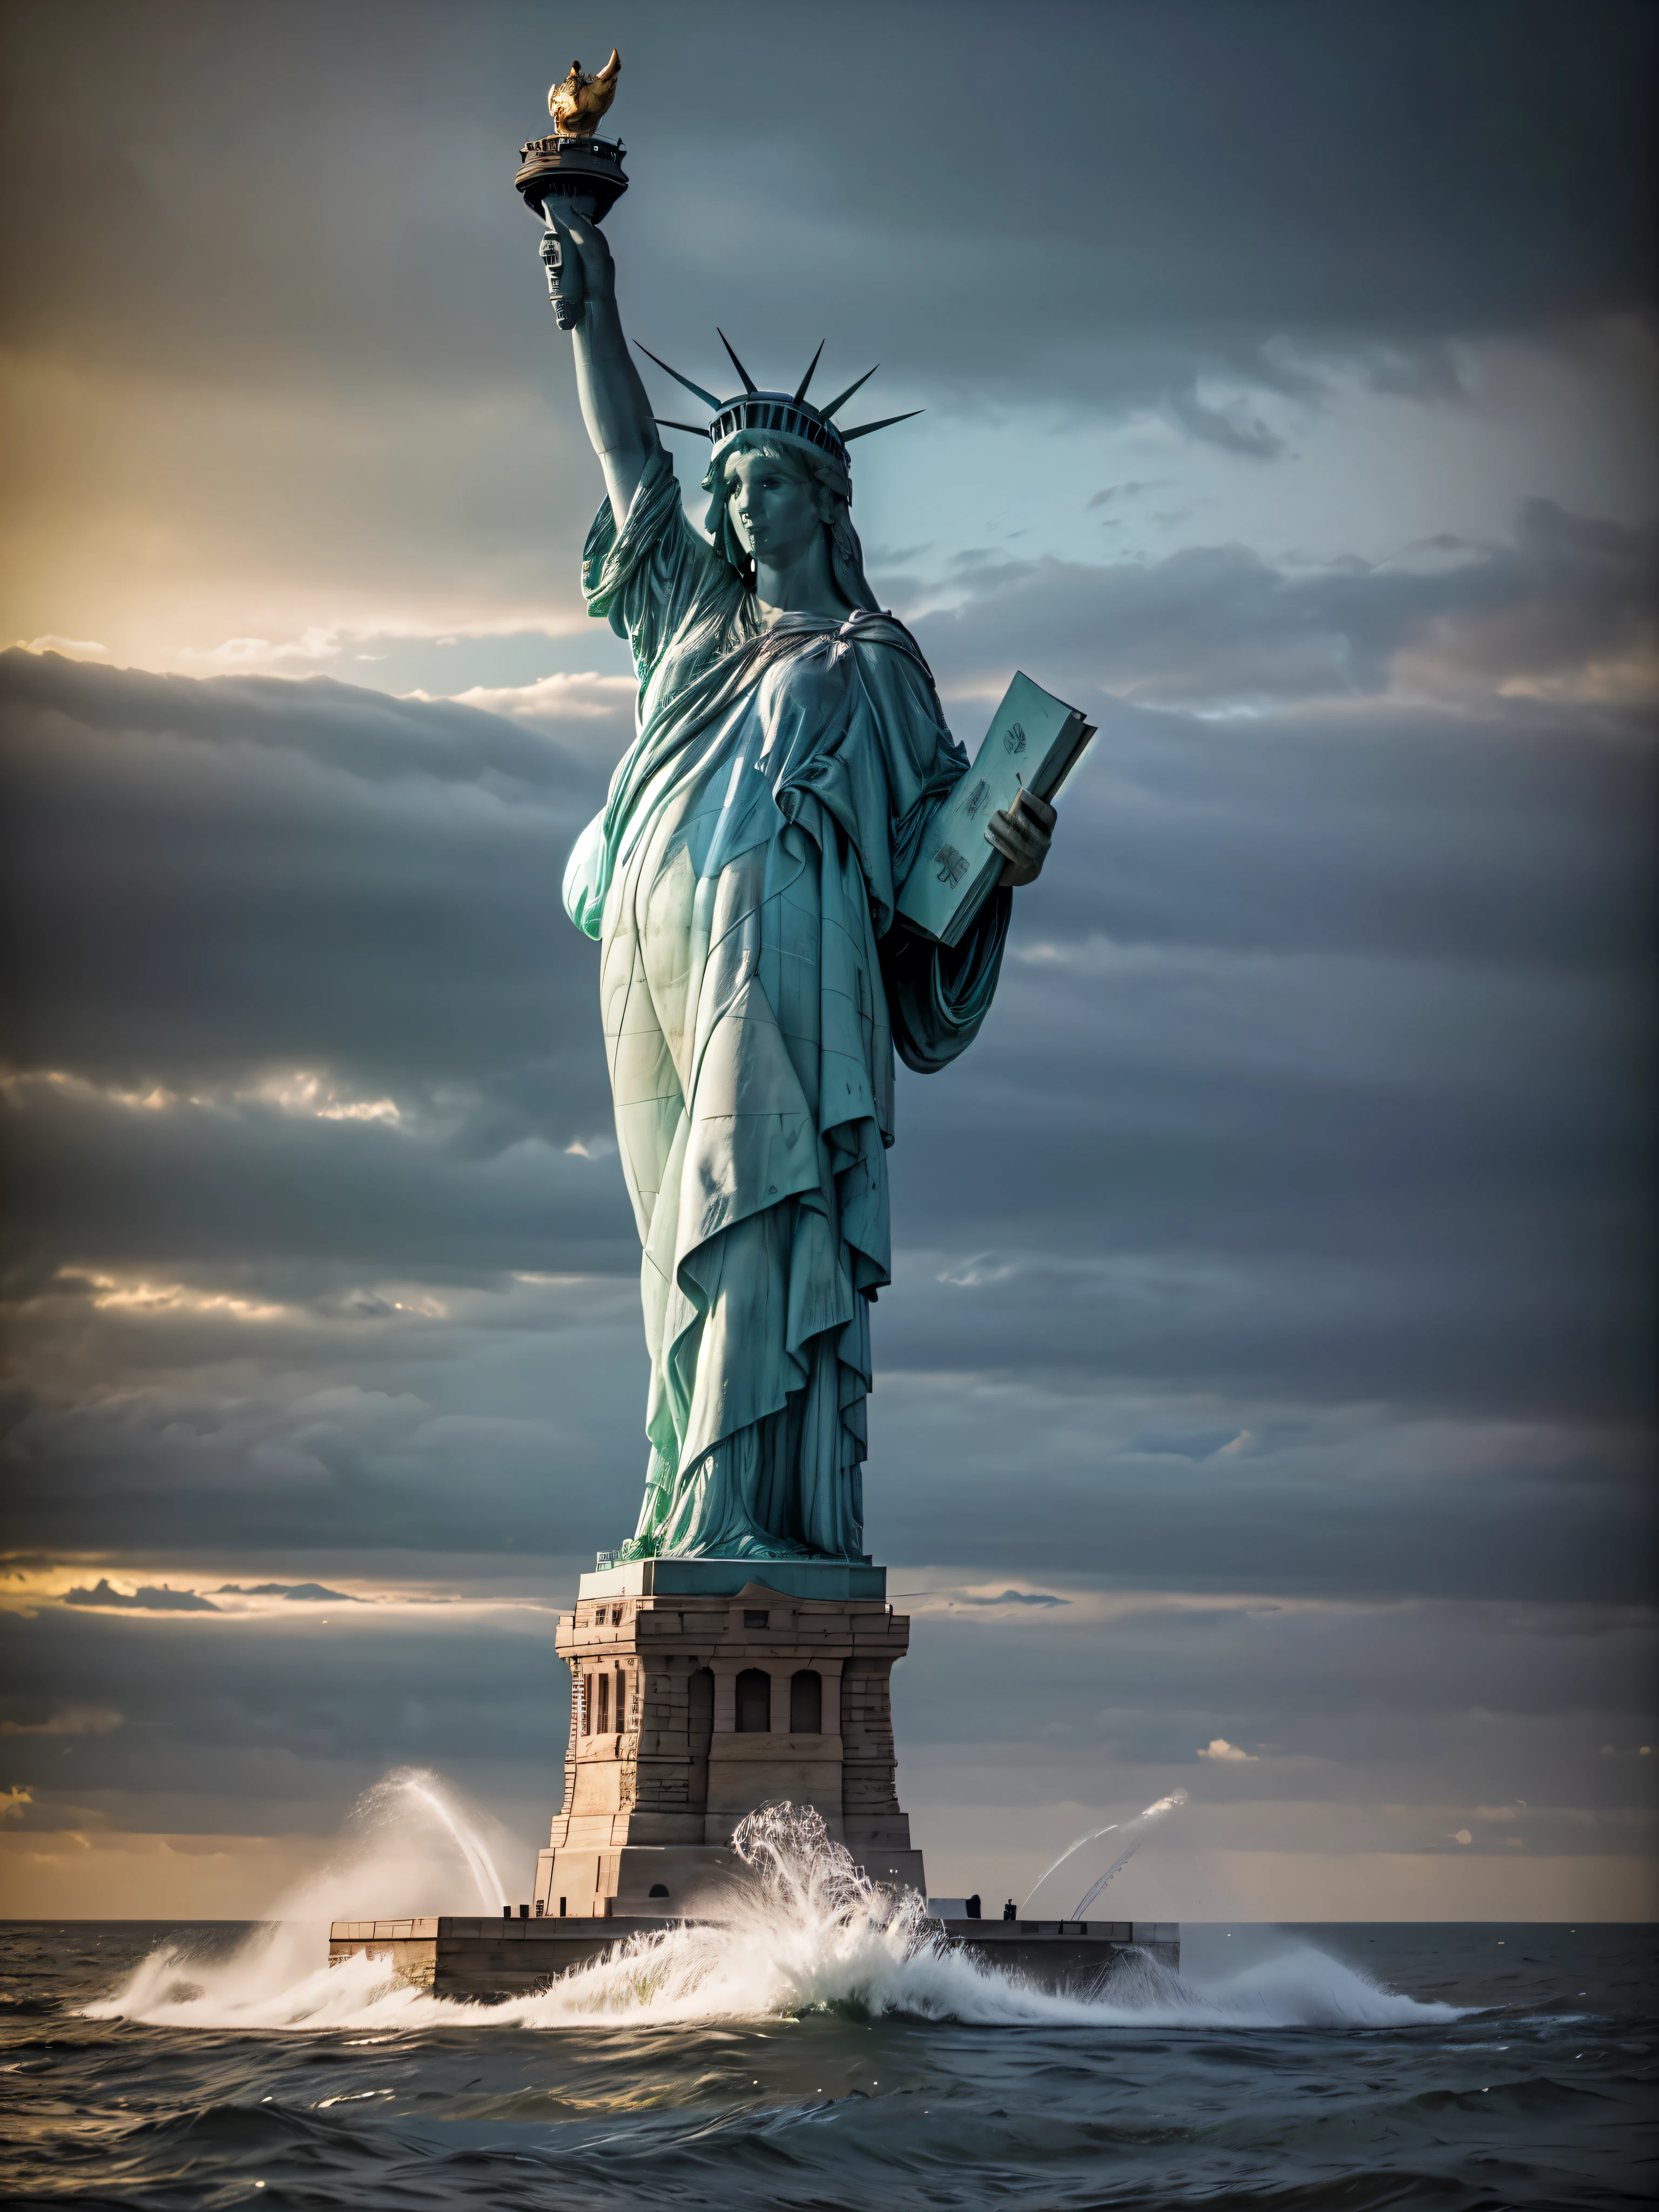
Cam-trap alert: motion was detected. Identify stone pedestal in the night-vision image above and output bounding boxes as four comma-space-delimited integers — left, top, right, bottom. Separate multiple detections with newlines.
532, 1559, 925, 1918
328, 1915, 1181, 1999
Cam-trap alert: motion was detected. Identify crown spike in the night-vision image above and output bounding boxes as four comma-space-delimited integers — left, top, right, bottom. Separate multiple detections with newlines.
840, 409, 923, 442
716, 328, 758, 394
793, 340, 826, 403
821, 366, 878, 420
654, 418, 711, 435
635, 343, 721, 412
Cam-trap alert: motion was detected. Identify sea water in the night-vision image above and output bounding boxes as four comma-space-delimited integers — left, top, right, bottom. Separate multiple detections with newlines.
1, 1802, 1652, 2208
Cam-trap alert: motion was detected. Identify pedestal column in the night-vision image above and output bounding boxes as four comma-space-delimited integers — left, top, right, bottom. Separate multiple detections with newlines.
534, 1561, 925, 1917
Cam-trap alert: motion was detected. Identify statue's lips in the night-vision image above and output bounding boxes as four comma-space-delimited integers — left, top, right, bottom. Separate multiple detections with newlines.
740, 529, 806, 558
738, 514, 804, 542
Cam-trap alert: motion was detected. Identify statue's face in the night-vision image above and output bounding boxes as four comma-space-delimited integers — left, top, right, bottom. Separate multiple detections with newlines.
725, 450, 823, 569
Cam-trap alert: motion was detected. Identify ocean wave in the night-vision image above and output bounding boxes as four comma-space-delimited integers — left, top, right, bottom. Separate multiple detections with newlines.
87, 1806, 1462, 2035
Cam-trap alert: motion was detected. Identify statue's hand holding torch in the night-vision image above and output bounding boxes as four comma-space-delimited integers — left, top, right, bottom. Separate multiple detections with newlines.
539, 215, 583, 328
539, 205, 614, 331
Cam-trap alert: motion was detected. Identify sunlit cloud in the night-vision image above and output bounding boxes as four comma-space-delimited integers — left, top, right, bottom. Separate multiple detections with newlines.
439, 671, 636, 724
182, 627, 347, 669
249, 1071, 404, 1124
0, 1070, 177, 1112
18, 635, 106, 657
76, 1274, 293, 1324
0, 1065, 409, 1129
163, 613, 597, 683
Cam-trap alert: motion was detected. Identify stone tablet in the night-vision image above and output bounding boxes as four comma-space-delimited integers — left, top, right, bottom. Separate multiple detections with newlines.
897, 672, 1094, 946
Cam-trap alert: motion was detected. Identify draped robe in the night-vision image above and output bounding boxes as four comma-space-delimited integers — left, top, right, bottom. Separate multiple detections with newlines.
563, 449, 1010, 1560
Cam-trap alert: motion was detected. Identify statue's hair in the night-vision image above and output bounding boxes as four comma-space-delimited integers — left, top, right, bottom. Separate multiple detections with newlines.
701, 433, 879, 612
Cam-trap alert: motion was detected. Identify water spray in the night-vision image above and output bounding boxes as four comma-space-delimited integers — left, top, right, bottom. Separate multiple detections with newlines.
360, 1768, 507, 1914
1068, 1793, 1186, 1918
83, 1792, 1465, 2033
1022, 1790, 1188, 1918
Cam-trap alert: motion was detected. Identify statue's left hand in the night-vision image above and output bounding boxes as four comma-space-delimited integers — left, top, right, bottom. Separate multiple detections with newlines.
552, 206, 616, 302
540, 206, 617, 329
987, 787, 1056, 888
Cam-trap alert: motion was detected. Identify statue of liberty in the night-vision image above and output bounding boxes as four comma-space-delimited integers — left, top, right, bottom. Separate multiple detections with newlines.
547, 208, 1058, 1565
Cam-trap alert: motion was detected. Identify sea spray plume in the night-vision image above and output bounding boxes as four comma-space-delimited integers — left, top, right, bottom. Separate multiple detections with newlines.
90, 1929, 1465, 2033
1068, 1792, 1186, 1918
83, 1792, 1466, 2031
1023, 1819, 1123, 1911
356, 1768, 506, 1914
83, 1764, 514, 2030
517, 1803, 957, 2021
493, 1802, 1109, 2025
1021, 1789, 1189, 1917
731, 1801, 929, 1950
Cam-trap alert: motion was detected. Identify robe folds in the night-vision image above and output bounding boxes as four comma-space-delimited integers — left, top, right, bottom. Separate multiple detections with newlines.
563, 448, 1010, 1561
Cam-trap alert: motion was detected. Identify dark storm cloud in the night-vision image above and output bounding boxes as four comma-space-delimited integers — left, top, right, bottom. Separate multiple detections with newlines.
869, 1382, 1655, 1604
2, 1306, 1647, 1598
1, 1074, 632, 1287
898, 1594, 1659, 1772
0, 1596, 564, 1838
2, 1577, 1649, 1857
949, 1591, 1072, 1610
3, 1, 1651, 423
0, 1265, 647, 1560
0, 649, 613, 1098
912, 500, 1659, 720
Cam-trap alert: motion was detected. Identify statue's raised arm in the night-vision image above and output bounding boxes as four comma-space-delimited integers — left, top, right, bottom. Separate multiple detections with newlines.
544, 208, 658, 526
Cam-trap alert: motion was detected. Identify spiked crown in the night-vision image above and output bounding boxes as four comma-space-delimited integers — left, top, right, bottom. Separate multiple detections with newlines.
638, 331, 920, 485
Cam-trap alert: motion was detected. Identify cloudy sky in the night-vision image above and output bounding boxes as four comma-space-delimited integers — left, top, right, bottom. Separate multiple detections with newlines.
2, 0, 1654, 1923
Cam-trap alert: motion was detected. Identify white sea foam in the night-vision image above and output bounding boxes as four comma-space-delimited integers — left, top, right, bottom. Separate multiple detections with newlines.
87, 1793, 1464, 2034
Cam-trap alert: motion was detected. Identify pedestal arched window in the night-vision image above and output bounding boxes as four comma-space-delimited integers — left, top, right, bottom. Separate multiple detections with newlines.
736, 1668, 771, 1732
789, 1669, 822, 1734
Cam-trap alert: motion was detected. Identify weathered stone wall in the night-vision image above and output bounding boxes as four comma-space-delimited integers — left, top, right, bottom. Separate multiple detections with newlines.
536, 1576, 922, 1912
